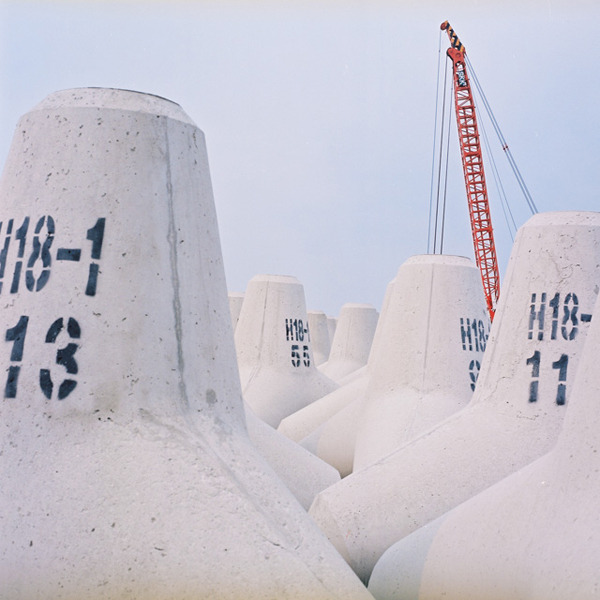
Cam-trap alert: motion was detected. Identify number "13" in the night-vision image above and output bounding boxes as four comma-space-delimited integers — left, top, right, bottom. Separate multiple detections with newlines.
5, 315, 81, 400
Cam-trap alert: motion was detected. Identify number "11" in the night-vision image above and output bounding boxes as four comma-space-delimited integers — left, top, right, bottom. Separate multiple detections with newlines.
526, 351, 568, 405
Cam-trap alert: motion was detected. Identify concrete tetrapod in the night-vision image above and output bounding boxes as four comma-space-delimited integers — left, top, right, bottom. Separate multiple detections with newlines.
308, 310, 332, 366
228, 291, 244, 332
289, 281, 397, 475
279, 281, 396, 455
368, 263, 600, 600
244, 406, 341, 510
301, 391, 368, 477
353, 255, 489, 471
279, 373, 368, 445
319, 303, 379, 384
309, 211, 600, 583
235, 274, 338, 427
327, 316, 337, 345
0, 88, 374, 600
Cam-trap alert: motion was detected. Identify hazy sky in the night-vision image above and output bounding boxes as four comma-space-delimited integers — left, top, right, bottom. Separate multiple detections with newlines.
1, 0, 598, 316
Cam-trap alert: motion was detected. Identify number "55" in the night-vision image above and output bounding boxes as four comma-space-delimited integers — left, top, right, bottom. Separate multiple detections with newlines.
291, 344, 310, 368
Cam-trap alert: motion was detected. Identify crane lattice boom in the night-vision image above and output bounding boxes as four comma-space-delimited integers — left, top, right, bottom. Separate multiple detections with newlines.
441, 21, 500, 320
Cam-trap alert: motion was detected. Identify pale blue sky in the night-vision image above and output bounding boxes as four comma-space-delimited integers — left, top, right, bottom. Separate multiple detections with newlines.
1, 0, 598, 316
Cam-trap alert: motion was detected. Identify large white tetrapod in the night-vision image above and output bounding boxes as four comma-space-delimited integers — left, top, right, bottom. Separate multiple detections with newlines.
319, 303, 378, 383
308, 310, 332, 366
0, 88, 373, 600
235, 274, 338, 427
354, 254, 489, 471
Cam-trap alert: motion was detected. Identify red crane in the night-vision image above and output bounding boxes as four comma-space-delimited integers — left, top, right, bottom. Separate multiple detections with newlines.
441, 21, 500, 321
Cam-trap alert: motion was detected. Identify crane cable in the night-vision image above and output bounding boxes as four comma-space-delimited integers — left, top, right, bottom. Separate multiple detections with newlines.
438, 74, 453, 254
479, 109, 519, 241
465, 55, 538, 215
427, 30, 443, 254
428, 30, 454, 255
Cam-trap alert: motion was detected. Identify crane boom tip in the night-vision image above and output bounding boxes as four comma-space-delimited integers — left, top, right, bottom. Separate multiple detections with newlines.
440, 21, 450, 30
